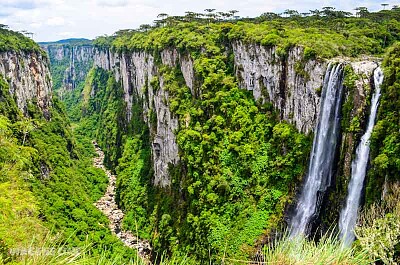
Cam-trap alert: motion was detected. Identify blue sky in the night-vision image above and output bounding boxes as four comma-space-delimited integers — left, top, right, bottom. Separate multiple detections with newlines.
0, 0, 397, 42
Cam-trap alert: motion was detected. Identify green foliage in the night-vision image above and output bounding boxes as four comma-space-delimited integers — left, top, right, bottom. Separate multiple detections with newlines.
48, 9, 400, 263
0, 182, 47, 248
0, 27, 43, 54
86, 11, 316, 262
0, 78, 21, 121
78, 68, 127, 169
47, 55, 70, 91
0, 75, 137, 262
341, 65, 358, 132
355, 184, 400, 264
0, 236, 192, 265
111, 58, 310, 262
303, 47, 317, 60
96, 10, 400, 60
115, 136, 152, 239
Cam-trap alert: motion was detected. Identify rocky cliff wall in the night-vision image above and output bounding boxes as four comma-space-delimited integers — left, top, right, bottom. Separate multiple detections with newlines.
92, 44, 379, 188
0, 51, 52, 117
233, 41, 326, 134
93, 48, 195, 187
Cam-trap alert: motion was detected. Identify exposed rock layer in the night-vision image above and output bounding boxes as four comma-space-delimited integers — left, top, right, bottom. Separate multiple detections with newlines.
233, 41, 326, 134
0, 51, 52, 117
38, 42, 379, 191
93, 49, 185, 187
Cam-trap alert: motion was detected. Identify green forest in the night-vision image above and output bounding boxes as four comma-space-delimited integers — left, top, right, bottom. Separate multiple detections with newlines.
1, 5, 400, 265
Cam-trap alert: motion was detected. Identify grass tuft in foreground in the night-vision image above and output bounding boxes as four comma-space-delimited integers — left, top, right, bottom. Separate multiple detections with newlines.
260, 232, 371, 265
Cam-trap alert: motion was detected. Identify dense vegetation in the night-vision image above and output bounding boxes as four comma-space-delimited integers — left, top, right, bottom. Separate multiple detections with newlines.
0, 25, 43, 54
80, 62, 311, 262
72, 6, 400, 263
0, 74, 139, 263
89, 9, 322, 262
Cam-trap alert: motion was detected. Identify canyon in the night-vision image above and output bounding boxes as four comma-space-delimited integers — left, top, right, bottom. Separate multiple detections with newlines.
2, 13, 399, 263
40, 39, 383, 246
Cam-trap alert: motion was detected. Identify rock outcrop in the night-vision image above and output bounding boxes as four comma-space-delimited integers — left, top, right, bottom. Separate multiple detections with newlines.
0, 51, 52, 117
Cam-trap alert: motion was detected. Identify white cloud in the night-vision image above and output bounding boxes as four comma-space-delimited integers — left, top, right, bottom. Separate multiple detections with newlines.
30, 21, 42, 28
96, 0, 128, 7
58, 31, 76, 37
46, 16, 65, 26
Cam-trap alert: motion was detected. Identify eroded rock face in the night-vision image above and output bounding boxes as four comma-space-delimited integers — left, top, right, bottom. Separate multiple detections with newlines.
232, 41, 327, 134
341, 61, 378, 180
0, 51, 52, 117
93, 49, 187, 187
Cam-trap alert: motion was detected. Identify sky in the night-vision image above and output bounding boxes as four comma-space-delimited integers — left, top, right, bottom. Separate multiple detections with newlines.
0, 0, 398, 42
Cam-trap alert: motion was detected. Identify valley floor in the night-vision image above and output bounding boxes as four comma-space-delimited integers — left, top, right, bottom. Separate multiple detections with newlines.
93, 142, 152, 260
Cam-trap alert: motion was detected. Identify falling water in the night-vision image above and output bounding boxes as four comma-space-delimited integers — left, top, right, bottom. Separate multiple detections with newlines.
290, 63, 344, 237
339, 67, 384, 247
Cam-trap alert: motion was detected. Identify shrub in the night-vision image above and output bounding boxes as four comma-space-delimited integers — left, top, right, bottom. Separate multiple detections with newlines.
303, 47, 317, 60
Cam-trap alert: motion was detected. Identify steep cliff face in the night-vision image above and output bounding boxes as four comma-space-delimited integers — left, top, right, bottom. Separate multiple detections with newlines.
53, 40, 385, 260
93, 48, 192, 187
41, 44, 94, 91
0, 51, 52, 117
233, 41, 326, 134
341, 61, 379, 179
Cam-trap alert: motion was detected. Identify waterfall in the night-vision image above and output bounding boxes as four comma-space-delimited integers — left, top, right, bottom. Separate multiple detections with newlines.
290, 63, 344, 237
339, 67, 384, 247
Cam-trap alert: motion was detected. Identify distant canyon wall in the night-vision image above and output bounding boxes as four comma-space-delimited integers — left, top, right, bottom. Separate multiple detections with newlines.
41, 44, 94, 91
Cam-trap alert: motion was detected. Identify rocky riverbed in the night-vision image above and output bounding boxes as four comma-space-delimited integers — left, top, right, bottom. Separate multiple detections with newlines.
93, 141, 152, 261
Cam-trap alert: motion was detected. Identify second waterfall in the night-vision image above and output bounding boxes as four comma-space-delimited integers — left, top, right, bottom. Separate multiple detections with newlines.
290, 63, 344, 237
339, 67, 384, 246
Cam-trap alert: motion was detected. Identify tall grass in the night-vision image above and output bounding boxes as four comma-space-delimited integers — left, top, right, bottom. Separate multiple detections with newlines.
259, 232, 371, 265
1, 231, 372, 265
